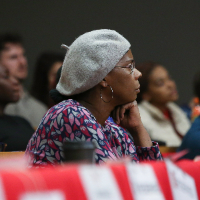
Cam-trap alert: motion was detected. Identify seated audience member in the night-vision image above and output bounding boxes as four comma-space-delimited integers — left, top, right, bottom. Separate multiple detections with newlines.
177, 71, 200, 159
0, 64, 34, 151
56, 65, 62, 84
0, 33, 48, 129
136, 61, 190, 147
26, 29, 162, 166
31, 51, 64, 108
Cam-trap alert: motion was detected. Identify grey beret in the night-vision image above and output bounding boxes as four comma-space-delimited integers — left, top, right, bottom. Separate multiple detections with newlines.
56, 29, 131, 96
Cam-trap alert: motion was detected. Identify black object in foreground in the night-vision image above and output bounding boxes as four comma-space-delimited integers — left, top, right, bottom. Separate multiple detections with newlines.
63, 141, 95, 164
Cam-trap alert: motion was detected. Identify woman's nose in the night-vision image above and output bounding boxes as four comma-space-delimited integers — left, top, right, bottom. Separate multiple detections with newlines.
167, 79, 176, 88
134, 68, 142, 80
19, 55, 27, 66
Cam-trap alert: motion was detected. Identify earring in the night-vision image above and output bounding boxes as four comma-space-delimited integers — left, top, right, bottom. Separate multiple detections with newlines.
100, 85, 114, 103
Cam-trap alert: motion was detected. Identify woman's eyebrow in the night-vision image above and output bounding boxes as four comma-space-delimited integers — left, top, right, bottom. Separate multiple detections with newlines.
124, 59, 134, 63
155, 78, 164, 81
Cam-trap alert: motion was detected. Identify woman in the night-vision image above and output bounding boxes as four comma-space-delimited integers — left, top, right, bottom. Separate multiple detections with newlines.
26, 30, 162, 166
0, 64, 34, 151
31, 51, 64, 108
136, 61, 190, 147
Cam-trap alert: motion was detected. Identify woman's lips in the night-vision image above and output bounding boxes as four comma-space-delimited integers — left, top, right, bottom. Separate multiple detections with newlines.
136, 88, 140, 93
135, 86, 140, 93
170, 90, 178, 96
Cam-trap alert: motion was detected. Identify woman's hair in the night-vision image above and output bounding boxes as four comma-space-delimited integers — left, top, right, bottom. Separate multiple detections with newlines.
31, 51, 64, 107
49, 65, 77, 104
50, 66, 67, 104
136, 61, 161, 103
49, 89, 68, 104
193, 71, 200, 99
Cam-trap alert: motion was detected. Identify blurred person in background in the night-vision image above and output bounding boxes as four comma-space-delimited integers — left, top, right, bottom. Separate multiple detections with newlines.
0, 64, 34, 151
177, 71, 200, 159
0, 33, 48, 129
136, 61, 190, 147
31, 51, 64, 108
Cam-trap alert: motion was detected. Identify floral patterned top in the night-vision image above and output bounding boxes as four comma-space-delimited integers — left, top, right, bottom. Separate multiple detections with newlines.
25, 99, 162, 166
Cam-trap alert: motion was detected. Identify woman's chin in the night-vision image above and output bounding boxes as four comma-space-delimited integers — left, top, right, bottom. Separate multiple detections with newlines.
11, 95, 20, 103
129, 96, 137, 103
171, 94, 179, 102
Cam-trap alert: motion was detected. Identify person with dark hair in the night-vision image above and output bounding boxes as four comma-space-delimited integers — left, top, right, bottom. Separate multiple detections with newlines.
0, 33, 27, 81
56, 65, 62, 84
0, 64, 34, 151
177, 71, 200, 159
0, 33, 48, 129
31, 51, 64, 108
136, 61, 190, 147
26, 29, 162, 166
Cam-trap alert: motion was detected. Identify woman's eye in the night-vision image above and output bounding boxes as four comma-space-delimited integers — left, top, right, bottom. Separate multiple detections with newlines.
157, 82, 164, 86
124, 64, 132, 71
128, 63, 132, 68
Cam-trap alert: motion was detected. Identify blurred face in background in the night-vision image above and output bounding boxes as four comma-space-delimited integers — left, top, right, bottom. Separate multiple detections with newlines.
48, 61, 62, 90
143, 65, 178, 105
0, 65, 20, 105
0, 43, 28, 81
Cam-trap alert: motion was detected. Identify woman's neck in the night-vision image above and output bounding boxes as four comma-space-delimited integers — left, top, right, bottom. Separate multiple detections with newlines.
75, 89, 115, 126
150, 101, 168, 113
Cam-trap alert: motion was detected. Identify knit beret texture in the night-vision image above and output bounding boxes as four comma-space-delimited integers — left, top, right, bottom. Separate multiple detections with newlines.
56, 29, 131, 96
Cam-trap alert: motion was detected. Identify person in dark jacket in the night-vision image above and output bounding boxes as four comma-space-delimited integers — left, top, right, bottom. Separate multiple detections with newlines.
177, 71, 200, 159
0, 64, 34, 151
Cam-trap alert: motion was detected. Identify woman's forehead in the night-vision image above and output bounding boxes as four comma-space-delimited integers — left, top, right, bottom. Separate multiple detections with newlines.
117, 49, 134, 65
149, 66, 168, 80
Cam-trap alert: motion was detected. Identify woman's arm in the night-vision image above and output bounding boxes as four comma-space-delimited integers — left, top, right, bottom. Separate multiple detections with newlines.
112, 100, 152, 147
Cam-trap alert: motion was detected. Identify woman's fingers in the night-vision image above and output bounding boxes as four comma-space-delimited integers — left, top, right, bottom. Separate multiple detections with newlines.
111, 109, 116, 122
111, 101, 138, 125
119, 105, 126, 120
133, 100, 137, 106
119, 102, 135, 118
118, 102, 135, 123
116, 106, 120, 124
111, 107, 119, 124
112, 106, 123, 124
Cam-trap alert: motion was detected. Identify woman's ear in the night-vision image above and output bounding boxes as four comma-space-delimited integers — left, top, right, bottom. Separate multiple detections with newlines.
99, 78, 108, 88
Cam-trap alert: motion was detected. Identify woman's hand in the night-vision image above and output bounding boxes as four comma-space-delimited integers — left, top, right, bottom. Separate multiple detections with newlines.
111, 100, 152, 147
112, 100, 142, 131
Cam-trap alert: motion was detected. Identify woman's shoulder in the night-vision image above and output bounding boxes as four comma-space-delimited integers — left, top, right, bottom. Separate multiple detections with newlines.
44, 99, 95, 122
50, 99, 85, 112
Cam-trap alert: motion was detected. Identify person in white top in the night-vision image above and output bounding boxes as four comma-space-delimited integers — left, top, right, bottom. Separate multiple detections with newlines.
136, 61, 190, 147
0, 33, 48, 129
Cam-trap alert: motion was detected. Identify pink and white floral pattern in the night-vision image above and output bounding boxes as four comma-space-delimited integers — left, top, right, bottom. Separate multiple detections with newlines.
25, 99, 162, 166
